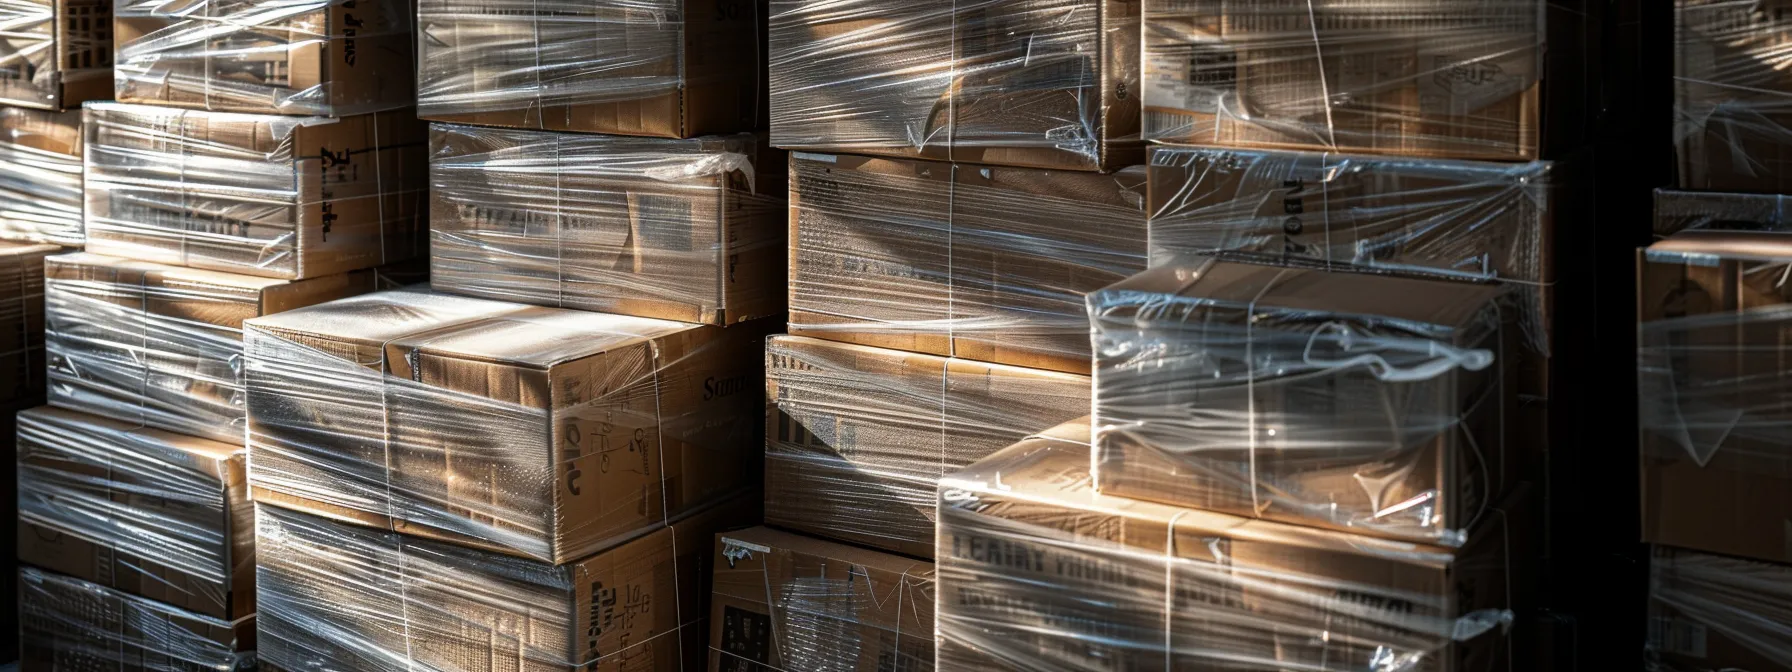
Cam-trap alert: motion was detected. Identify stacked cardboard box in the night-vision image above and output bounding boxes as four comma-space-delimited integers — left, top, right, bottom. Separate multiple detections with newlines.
1, 242, 57, 409
0, 107, 84, 246
1675, 0, 1792, 194
0, 0, 111, 110
19, 565, 254, 671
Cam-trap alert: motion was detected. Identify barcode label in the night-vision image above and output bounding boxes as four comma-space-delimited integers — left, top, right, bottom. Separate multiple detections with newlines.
1649, 616, 1708, 658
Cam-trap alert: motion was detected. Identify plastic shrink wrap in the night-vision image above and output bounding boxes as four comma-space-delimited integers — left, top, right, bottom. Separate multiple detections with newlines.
1655, 188, 1792, 236
1638, 232, 1792, 565
788, 152, 1147, 375
1676, 0, 1792, 193
765, 335, 1089, 558
16, 405, 254, 620
417, 0, 765, 137
19, 566, 255, 672
0, 106, 83, 245
256, 498, 746, 672
708, 526, 935, 672
45, 252, 377, 442
1647, 546, 1792, 672
83, 103, 427, 280
245, 288, 768, 565
1144, 0, 1547, 161
0, 0, 110, 109
1, 240, 55, 407
937, 420, 1526, 672
114, 0, 413, 115
769, 0, 1142, 172
1091, 258, 1522, 546
429, 124, 785, 325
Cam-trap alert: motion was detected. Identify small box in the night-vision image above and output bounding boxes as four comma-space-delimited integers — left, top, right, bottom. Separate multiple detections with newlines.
430, 124, 786, 325
708, 527, 935, 672
0, 106, 84, 245
1647, 546, 1792, 672
0, 0, 111, 110
45, 252, 377, 442
417, 0, 764, 138
16, 406, 253, 621
789, 152, 1148, 374
83, 103, 427, 280
765, 335, 1090, 558
1675, 0, 1792, 193
19, 566, 254, 672
0, 241, 59, 407
1654, 188, 1792, 237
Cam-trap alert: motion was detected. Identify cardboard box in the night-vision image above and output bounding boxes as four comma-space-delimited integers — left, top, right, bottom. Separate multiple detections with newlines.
765, 335, 1090, 558
45, 252, 377, 442
0, 241, 57, 408
769, 0, 1143, 172
19, 566, 253, 672
83, 103, 428, 280
708, 527, 934, 672
113, 0, 413, 115
937, 421, 1531, 672
417, 0, 764, 138
1655, 188, 1792, 237
1638, 232, 1792, 565
1675, 0, 1792, 193
257, 497, 749, 672
0, 106, 84, 245
1091, 258, 1520, 545
430, 124, 786, 325
1647, 546, 1792, 672
246, 288, 769, 564
788, 152, 1147, 374
16, 406, 254, 621
0, 0, 110, 110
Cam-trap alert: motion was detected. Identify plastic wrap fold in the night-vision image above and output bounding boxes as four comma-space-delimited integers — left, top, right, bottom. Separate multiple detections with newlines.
429, 124, 785, 325
83, 103, 427, 280
1655, 188, 1792, 237
789, 152, 1147, 374
1, 240, 55, 406
937, 423, 1524, 672
19, 566, 255, 672
1647, 546, 1792, 672
0, 106, 83, 245
1676, 0, 1792, 193
769, 0, 1143, 172
0, 0, 110, 109
16, 405, 255, 620
245, 288, 765, 564
1091, 258, 1519, 546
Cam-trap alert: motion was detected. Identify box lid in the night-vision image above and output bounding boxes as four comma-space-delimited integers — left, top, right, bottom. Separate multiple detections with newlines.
20, 405, 244, 467
245, 288, 519, 355
385, 307, 696, 371
1647, 230, 1792, 263
0, 241, 62, 259
48, 252, 294, 293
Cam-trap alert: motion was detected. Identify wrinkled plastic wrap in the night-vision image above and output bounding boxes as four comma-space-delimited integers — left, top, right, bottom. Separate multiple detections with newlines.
1647, 546, 1792, 672
1091, 258, 1518, 546
788, 152, 1147, 374
114, 0, 414, 115
1655, 188, 1792, 236
19, 566, 255, 672
2, 241, 55, 407
16, 405, 254, 620
0, 106, 83, 245
765, 334, 1089, 558
1145, 0, 1546, 160
1676, 0, 1792, 193
83, 103, 427, 280
769, 0, 1143, 172
429, 124, 785, 325
245, 288, 765, 564
937, 422, 1524, 672
0, 0, 111, 109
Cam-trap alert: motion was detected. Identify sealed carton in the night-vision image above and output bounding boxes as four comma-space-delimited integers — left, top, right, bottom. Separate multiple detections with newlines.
114, 0, 413, 115
430, 124, 785, 325
1675, 0, 1792, 193
16, 406, 253, 621
789, 152, 1147, 374
1091, 258, 1520, 545
83, 103, 427, 280
0, 0, 110, 109
708, 527, 934, 672
770, 0, 1143, 172
1, 241, 58, 407
246, 288, 768, 564
45, 252, 376, 442
938, 421, 1531, 672
20, 567, 254, 672
0, 106, 83, 245
1638, 232, 1792, 564
1647, 546, 1792, 671
1655, 188, 1792, 237
766, 335, 1089, 558
417, 0, 764, 138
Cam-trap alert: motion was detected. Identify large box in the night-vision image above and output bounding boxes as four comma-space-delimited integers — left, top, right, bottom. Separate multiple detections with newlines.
1091, 258, 1521, 545
16, 406, 254, 621
257, 499, 746, 672
417, 0, 764, 138
0, 0, 110, 110
938, 421, 1531, 672
1675, 0, 1792, 193
0, 106, 83, 245
765, 335, 1089, 558
246, 288, 768, 564
83, 103, 427, 280
769, 0, 1143, 172
707, 527, 935, 672
1, 241, 57, 407
430, 124, 786, 325
45, 252, 376, 442
1647, 546, 1792, 671
1638, 232, 1792, 565
19, 566, 254, 672
789, 152, 1147, 374
1655, 188, 1792, 237
113, 0, 412, 115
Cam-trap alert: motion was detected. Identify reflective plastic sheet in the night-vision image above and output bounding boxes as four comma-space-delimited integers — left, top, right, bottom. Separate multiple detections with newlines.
19, 566, 255, 672
0, 106, 83, 245
1676, 0, 1792, 193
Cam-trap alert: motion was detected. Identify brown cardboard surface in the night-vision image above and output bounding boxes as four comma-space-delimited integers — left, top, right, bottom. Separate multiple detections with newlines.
19, 567, 254, 672
1647, 546, 1792, 671
0, 0, 111, 110
0, 242, 56, 407
1675, 0, 1792, 193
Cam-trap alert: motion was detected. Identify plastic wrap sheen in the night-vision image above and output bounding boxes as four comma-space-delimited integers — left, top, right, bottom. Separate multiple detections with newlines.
0, 106, 83, 245
1676, 0, 1792, 193
19, 566, 254, 672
